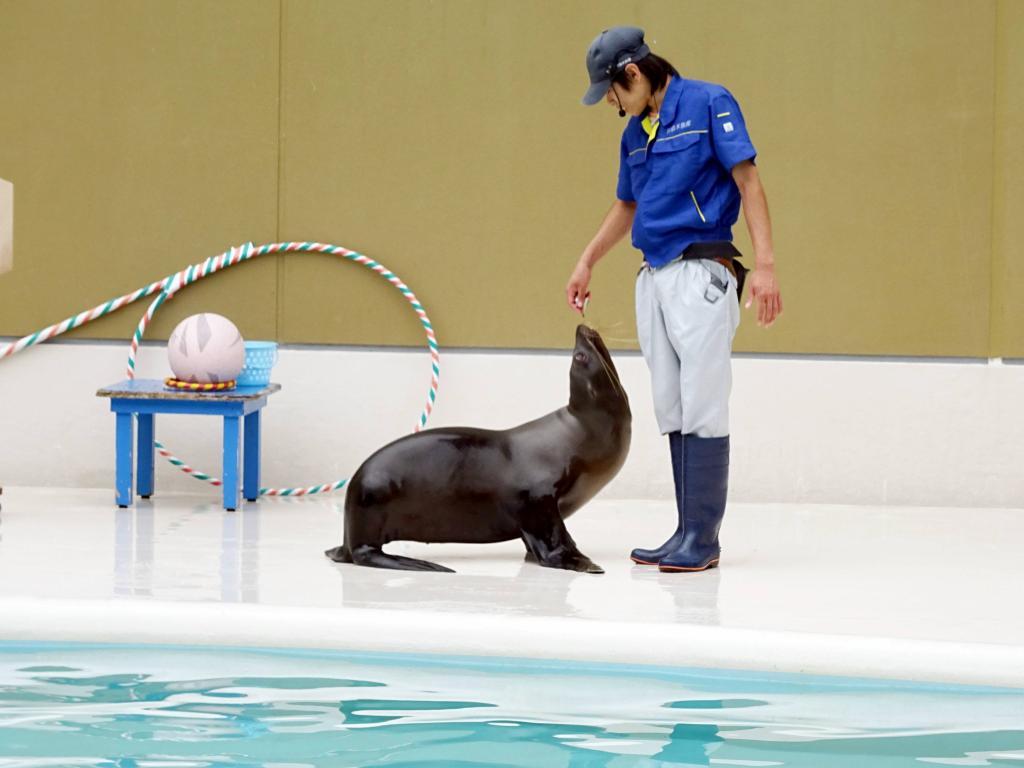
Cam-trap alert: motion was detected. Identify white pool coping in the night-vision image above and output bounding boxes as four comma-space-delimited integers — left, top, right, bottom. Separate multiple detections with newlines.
3, 596, 1023, 689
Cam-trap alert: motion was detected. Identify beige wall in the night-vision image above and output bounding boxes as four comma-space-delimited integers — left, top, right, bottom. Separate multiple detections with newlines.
992, 0, 1024, 358
0, 0, 1017, 356
0, 0, 280, 343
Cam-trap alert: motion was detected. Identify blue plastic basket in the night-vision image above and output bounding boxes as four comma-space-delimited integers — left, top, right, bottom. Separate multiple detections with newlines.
237, 341, 278, 387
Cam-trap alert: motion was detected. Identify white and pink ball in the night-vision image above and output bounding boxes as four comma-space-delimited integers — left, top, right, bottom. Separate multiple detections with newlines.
167, 313, 245, 384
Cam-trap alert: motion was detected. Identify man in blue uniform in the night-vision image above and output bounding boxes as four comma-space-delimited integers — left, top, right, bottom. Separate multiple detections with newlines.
566, 26, 782, 573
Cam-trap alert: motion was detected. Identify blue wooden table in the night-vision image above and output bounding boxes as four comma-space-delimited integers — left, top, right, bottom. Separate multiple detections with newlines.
97, 379, 281, 511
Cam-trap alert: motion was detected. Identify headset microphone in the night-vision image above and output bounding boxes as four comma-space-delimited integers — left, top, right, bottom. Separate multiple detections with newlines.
611, 85, 626, 118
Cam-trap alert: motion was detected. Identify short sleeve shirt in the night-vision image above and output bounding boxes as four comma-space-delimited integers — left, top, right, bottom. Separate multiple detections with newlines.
616, 77, 757, 268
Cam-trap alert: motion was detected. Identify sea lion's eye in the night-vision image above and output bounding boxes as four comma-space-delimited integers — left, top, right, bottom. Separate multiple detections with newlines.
574, 352, 589, 364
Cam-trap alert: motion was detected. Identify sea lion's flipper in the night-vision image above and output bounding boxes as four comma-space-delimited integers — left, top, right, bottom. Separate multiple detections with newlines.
520, 507, 604, 574
324, 545, 353, 563
566, 551, 604, 574
349, 544, 455, 573
522, 535, 604, 574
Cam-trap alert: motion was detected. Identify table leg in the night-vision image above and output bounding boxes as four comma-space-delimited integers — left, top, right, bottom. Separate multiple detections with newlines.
137, 413, 155, 498
223, 415, 241, 511
116, 412, 134, 508
243, 409, 261, 502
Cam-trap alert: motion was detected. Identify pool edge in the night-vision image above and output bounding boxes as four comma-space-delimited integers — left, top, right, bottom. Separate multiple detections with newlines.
2, 596, 1021, 689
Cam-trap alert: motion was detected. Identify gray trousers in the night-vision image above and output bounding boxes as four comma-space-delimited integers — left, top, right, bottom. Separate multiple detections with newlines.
635, 258, 740, 438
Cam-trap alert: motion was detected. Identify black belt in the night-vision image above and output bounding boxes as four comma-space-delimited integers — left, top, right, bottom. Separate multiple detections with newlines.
640, 241, 749, 302
681, 241, 749, 302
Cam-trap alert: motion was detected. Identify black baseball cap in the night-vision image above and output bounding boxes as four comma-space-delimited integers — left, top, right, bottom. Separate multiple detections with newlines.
582, 26, 651, 106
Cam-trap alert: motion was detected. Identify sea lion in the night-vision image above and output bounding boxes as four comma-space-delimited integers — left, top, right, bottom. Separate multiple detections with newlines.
324, 324, 631, 573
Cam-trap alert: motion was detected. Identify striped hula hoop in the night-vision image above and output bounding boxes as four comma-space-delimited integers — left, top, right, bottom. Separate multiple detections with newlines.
1, 241, 440, 496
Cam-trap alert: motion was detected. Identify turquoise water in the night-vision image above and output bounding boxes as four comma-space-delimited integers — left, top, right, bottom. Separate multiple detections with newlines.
1, 643, 1023, 767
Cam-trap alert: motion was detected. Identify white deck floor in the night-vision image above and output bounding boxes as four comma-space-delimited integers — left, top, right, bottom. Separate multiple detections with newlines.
1, 486, 1022, 688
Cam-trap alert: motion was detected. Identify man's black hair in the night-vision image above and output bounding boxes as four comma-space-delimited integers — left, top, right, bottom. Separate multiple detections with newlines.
612, 53, 679, 94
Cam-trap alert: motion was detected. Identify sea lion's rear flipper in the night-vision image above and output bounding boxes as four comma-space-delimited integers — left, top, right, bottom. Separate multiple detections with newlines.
350, 544, 455, 573
520, 509, 604, 574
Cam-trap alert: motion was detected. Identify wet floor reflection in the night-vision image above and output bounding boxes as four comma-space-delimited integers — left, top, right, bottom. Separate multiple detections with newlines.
331, 556, 585, 617
104, 494, 723, 623
113, 502, 261, 603
114, 505, 152, 597
220, 505, 260, 603
628, 565, 723, 625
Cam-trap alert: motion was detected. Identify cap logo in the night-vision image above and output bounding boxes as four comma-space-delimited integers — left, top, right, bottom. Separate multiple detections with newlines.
605, 51, 636, 78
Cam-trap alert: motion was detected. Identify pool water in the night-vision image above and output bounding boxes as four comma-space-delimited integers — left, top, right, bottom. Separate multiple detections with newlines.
0, 643, 1023, 767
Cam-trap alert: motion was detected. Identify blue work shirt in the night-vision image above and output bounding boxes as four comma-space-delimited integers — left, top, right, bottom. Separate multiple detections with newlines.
616, 76, 757, 268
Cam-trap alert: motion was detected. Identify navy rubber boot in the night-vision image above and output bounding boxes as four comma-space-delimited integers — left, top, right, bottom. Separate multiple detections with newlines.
630, 431, 684, 565
658, 435, 729, 572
